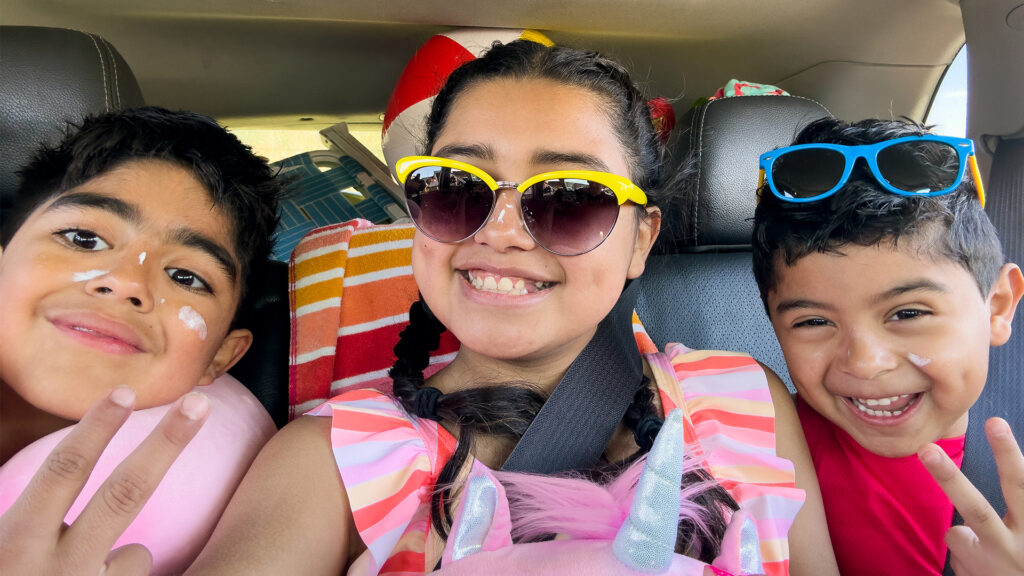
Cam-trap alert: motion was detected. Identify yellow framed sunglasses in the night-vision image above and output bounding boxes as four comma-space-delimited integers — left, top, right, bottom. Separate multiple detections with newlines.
396, 155, 647, 255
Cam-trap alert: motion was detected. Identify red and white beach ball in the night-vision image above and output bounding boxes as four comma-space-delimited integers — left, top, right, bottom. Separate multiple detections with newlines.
382, 28, 553, 180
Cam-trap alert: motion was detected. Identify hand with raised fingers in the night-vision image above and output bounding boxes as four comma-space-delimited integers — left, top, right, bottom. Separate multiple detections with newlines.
919, 417, 1024, 576
0, 387, 209, 576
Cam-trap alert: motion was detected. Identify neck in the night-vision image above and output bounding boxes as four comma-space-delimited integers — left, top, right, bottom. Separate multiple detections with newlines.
1, 381, 76, 465
429, 325, 597, 397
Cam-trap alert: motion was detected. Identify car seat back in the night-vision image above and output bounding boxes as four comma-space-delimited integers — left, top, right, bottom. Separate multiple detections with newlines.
0, 26, 145, 227
637, 95, 833, 389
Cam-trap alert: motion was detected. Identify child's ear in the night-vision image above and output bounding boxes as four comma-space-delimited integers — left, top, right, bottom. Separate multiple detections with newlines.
198, 328, 253, 386
989, 263, 1024, 347
627, 206, 662, 279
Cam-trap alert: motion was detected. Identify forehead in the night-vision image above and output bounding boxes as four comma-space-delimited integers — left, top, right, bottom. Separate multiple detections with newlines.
434, 77, 630, 175
51, 159, 220, 220
771, 241, 979, 300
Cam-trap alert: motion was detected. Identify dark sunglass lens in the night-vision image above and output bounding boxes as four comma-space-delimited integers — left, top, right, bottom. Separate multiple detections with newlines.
772, 148, 846, 199
404, 166, 492, 242
877, 141, 960, 194
521, 178, 620, 255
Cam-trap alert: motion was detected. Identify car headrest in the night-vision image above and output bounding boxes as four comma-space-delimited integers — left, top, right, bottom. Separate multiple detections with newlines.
664, 95, 832, 251
0, 26, 145, 226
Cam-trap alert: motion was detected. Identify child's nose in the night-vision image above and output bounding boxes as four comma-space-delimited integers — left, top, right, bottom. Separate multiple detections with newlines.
472, 188, 538, 252
837, 329, 898, 380
83, 253, 155, 312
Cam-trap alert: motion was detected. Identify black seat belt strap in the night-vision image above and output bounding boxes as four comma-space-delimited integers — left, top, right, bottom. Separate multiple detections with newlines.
500, 280, 646, 474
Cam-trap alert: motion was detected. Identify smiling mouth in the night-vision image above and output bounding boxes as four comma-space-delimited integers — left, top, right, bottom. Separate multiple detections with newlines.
70, 325, 144, 352
461, 269, 556, 296
849, 393, 921, 418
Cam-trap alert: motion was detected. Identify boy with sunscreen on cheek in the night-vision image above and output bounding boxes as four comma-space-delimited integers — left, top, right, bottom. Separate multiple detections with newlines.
0, 106, 282, 575
752, 117, 1024, 575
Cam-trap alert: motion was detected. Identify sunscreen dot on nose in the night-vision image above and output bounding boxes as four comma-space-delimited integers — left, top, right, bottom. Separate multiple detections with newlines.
73, 269, 108, 282
908, 353, 932, 367
138, 252, 147, 265
178, 306, 208, 340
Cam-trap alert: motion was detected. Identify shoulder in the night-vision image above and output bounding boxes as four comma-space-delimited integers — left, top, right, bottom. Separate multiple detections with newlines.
307, 387, 455, 487
649, 345, 769, 416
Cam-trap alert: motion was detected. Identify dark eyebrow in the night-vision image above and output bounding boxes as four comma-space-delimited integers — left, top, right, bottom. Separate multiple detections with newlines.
774, 298, 831, 316
46, 192, 141, 224
532, 150, 611, 172
774, 279, 952, 316
432, 143, 494, 162
872, 279, 951, 304
170, 228, 239, 286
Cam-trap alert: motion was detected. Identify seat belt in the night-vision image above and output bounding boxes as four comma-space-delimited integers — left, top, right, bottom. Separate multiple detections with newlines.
944, 136, 1024, 575
501, 280, 646, 474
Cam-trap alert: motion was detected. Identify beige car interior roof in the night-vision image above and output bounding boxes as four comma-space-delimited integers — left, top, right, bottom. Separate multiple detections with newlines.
3, 0, 966, 130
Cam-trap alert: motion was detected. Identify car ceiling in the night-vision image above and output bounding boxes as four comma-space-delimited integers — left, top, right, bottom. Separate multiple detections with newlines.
3, 0, 966, 131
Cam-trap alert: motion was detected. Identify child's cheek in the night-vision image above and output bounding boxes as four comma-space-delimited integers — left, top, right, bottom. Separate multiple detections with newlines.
178, 306, 208, 341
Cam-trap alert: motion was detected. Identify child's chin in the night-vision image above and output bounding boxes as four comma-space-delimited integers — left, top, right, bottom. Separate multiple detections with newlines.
840, 423, 926, 459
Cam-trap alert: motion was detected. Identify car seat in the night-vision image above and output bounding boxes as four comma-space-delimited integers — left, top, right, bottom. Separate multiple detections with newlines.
0, 26, 145, 227
959, 135, 1024, 522
636, 94, 833, 389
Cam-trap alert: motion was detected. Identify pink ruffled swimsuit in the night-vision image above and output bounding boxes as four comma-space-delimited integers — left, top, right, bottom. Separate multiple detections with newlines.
309, 339, 804, 576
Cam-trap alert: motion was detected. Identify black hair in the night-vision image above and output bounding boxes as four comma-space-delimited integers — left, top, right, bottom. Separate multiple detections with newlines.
426, 40, 665, 204
390, 40, 734, 562
1, 106, 282, 326
752, 117, 1004, 312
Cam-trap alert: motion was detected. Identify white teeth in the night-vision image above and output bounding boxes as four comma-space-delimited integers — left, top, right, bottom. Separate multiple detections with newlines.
466, 271, 546, 296
850, 394, 918, 418
856, 395, 901, 406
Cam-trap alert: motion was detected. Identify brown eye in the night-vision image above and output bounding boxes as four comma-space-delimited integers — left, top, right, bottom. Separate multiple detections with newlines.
167, 267, 211, 293
58, 229, 110, 251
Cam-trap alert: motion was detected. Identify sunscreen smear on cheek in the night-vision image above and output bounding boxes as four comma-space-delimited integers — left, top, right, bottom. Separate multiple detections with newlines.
72, 269, 108, 282
908, 353, 932, 367
178, 306, 208, 340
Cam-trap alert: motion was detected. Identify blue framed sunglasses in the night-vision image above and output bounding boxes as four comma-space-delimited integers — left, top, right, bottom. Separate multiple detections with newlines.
758, 135, 986, 208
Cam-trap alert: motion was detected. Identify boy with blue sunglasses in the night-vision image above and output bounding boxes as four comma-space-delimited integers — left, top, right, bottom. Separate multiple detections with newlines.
752, 117, 1024, 575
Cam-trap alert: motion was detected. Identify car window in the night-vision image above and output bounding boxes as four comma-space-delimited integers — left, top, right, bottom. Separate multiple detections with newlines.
231, 123, 385, 163
925, 45, 967, 138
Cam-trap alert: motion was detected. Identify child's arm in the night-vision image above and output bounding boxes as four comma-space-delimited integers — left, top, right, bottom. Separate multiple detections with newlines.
763, 367, 840, 576
0, 388, 208, 576
919, 417, 1024, 576
184, 415, 356, 575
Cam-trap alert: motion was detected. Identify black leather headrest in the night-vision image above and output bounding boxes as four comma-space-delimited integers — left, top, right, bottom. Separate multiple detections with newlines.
671, 95, 832, 249
1, 26, 145, 227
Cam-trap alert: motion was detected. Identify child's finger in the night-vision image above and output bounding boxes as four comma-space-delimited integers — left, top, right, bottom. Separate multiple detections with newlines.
919, 443, 1011, 549
944, 525, 981, 572
102, 543, 153, 576
0, 387, 135, 538
63, 391, 210, 565
986, 417, 1024, 525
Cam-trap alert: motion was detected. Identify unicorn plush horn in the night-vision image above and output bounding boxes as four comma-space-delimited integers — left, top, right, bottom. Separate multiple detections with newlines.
434, 408, 764, 576
612, 408, 685, 572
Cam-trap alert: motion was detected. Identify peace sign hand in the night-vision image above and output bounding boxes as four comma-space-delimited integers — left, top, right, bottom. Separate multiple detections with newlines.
919, 417, 1024, 576
0, 387, 209, 575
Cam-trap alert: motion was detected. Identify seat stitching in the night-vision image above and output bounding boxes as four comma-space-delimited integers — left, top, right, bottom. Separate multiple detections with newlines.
85, 33, 112, 111
101, 39, 122, 108
692, 103, 710, 242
